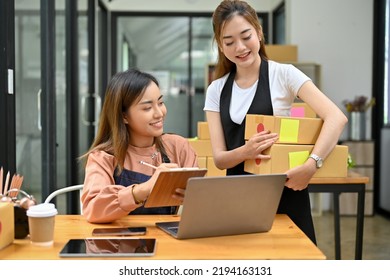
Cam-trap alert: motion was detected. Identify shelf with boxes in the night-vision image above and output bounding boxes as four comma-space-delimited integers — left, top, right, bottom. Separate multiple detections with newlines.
265, 45, 322, 90
339, 140, 374, 216
291, 62, 322, 90
206, 45, 322, 93
188, 122, 226, 177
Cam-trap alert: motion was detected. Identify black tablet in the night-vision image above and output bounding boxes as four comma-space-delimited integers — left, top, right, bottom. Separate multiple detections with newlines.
92, 227, 147, 236
59, 238, 156, 257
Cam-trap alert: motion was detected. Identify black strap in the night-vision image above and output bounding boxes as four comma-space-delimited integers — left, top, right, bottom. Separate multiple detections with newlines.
219, 60, 273, 175
161, 151, 170, 163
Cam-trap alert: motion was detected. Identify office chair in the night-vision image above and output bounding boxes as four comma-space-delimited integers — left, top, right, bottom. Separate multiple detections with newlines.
44, 184, 84, 214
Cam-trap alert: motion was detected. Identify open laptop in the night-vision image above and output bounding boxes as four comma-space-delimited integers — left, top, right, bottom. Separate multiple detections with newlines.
156, 173, 286, 239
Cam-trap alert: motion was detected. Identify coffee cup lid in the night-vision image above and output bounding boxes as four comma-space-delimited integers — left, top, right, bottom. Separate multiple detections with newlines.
27, 203, 58, 217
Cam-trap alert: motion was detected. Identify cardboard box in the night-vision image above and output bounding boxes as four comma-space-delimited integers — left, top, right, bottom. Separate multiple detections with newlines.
291, 102, 317, 118
197, 156, 207, 169
245, 114, 323, 144
0, 202, 14, 250
206, 157, 226, 177
244, 144, 348, 178
188, 139, 213, 157
265, 45, 298, 62
197, 122, 210, 140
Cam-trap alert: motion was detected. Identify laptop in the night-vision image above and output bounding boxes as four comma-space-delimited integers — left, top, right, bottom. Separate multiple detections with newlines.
156, 173, 286, 239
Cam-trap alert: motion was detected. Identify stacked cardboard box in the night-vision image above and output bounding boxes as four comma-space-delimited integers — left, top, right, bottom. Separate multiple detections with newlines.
188, 122, 226, 177
0, 202, 14, 250
244, 144, 348, 178
245, 114, 323, 144
244, 113, 348, 178
290, 102, 317, 118
190, 111, 348, 178
265, 45, 298, 62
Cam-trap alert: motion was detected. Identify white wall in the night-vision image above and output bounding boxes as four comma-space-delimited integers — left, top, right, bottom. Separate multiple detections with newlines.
286, 0, 373, 140
285, 0, 374, 210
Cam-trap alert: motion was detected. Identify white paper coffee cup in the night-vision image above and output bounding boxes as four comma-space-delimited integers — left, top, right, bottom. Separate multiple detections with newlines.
27, 203, 58, 246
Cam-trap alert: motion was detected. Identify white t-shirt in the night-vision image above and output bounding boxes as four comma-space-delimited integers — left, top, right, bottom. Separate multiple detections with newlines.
204, 60, 311, 124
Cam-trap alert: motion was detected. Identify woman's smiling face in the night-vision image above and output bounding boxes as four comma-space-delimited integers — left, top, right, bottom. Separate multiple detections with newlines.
220, 14, 261, 68
123, 81, 167, 147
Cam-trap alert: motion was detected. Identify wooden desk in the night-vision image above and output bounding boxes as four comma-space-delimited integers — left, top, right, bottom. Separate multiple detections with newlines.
0, 214, 325, 260
308, 172, 369, 260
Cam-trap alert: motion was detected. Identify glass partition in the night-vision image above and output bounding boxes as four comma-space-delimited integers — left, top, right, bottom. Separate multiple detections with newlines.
116, 15, 216, 137
14, 0, 89, 213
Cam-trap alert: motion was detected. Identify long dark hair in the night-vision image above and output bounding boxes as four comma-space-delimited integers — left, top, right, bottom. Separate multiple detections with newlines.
81, 68, 167, 172
212, 0, 268, 79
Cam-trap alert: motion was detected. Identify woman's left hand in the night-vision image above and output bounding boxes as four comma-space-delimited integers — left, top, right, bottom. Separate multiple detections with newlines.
284, 161, 317, 191
172, 187, 185, 202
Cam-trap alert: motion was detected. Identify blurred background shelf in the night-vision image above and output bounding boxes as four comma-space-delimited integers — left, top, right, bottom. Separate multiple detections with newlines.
340, 140, 374, 216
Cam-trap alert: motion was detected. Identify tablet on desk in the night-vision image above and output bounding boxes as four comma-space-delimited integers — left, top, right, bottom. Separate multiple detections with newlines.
92, 227, 147, 236
144, 168, 207, 208
59, 238, 156, 257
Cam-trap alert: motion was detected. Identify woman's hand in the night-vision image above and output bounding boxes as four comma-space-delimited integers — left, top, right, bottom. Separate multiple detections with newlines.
137, 163, 181, 202
244, 130, 278, 160
284, 161, 317, 191
148, 163, 180, 187
153, 163, 179, 175
172, 187, 185, 202
155, 164, 186, 202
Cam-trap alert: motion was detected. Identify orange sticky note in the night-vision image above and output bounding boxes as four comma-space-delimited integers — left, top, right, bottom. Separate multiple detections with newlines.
280, 119, 299, 143
289, 151, 310, 169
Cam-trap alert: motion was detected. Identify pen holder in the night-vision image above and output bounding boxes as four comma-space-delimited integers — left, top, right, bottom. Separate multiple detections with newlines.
0, 189, 36, 239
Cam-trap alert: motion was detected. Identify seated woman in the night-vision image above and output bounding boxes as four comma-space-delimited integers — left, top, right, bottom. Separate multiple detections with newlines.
81, 68, 198, 223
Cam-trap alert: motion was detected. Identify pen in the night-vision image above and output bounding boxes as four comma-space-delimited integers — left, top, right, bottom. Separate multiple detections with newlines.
139, 160, 158, 170
0, 167, 3, 195
4, 171, 10, 195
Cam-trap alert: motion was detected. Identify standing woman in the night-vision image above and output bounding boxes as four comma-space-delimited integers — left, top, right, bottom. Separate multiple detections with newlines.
204, 0, 347, 243
81, 68, 198, 223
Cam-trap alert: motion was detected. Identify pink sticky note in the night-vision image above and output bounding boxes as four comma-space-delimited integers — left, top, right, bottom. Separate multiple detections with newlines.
291, 107, 305, 117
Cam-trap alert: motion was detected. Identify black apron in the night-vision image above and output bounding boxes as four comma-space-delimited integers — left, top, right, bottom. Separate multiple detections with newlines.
114, 150, 177, 215
219, 60, 316, 244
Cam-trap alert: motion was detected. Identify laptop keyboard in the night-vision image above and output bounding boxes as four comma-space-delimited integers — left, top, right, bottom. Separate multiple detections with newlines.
167, 226, 179, 235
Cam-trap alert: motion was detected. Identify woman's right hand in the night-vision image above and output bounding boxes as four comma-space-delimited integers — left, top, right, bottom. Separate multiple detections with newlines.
153, 163, 179, 174
135, 163, 180, 203
244, 130, 278, 160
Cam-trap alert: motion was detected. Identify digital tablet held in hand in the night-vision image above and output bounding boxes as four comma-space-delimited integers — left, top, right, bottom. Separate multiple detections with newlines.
144, 168, 208, 208
92, 227, 147, 236
59, 238, 156, 257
